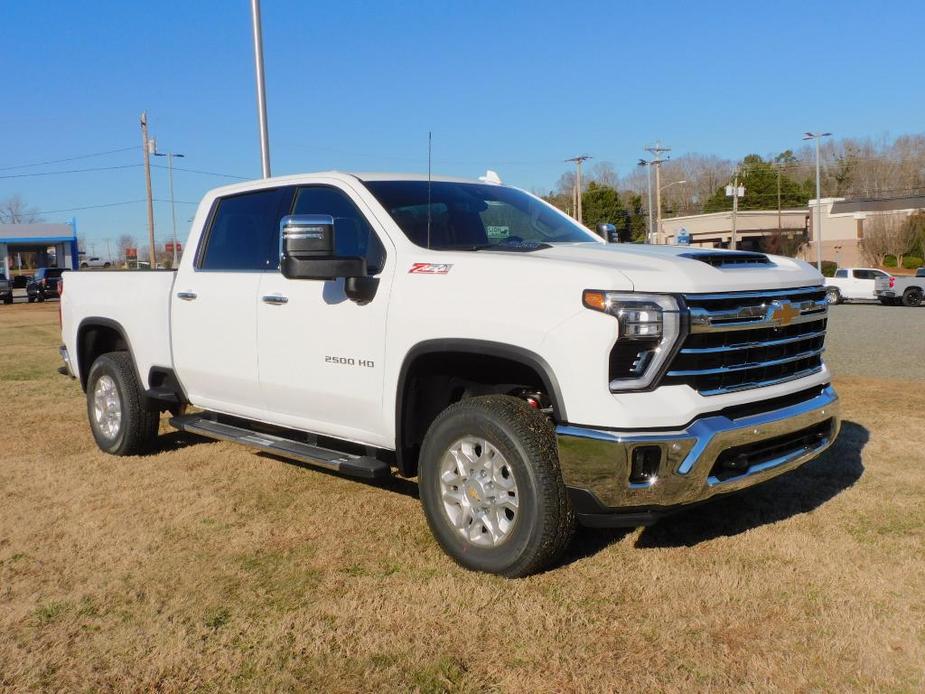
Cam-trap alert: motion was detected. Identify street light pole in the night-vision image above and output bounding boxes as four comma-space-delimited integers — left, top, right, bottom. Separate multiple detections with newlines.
154, 149, 185, 267
140, 112, 156, 269
804, 131, 832, 272
251, 0, 272, 178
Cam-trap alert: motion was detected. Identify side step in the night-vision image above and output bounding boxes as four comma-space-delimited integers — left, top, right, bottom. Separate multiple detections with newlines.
169, 413, 392, 481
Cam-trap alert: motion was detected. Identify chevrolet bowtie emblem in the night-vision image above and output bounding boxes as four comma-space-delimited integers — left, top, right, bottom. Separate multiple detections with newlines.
767, 300, 801, 326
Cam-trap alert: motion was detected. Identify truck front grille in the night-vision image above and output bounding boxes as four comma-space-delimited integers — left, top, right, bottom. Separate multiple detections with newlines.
663, 286, 828, 396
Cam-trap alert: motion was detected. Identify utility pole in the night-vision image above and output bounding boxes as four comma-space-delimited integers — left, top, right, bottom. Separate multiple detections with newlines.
638, 159, 654, 243
565, 155, 591, 224
804, 132, 832, 272
104, 238, 112, 264
140, 112, 156, 269
251, 0, 272, 178
645, 142, 671, 243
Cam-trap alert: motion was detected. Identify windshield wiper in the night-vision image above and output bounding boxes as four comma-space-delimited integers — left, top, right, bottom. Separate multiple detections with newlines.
441, 241, 551, 253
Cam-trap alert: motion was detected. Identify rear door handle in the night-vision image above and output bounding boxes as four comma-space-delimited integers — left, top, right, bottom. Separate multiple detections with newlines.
176, 291, 197, 301
261, 294, 289, 305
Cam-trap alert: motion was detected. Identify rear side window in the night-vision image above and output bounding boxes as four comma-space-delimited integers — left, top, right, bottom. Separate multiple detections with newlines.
853, 269, 872, 280
292, 186, 386, 274
200, 187, 292, 270
834, 269, 847, 278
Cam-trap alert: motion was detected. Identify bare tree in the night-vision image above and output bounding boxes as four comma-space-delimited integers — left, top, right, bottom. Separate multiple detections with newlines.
0, 194, 41, 224
861, 214, 918, 268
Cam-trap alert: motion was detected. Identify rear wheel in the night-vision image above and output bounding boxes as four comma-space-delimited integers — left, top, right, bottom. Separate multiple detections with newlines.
825, 287, 842, 305
419, 395, 574, 577
86, 352, 160, 455
902, 288, 923, 307
2, 296, 11, 305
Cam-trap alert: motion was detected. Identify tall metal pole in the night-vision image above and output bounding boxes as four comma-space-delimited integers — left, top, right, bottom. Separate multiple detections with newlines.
731, 169, 739, 250
646, 164, 653, 243
140, 112, 156, 269
167, 153, 178, 267
814, 136, 822, 271
251, 0, 271, 178
565, 155, 591, 224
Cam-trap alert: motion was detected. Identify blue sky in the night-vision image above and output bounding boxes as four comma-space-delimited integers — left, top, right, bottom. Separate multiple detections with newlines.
2, 0, 923, 252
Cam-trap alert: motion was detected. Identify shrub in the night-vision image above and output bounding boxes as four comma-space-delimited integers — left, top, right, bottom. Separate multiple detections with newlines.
820, 260, 838, 277
902, 256, 923, 269
884, 255, 897, 267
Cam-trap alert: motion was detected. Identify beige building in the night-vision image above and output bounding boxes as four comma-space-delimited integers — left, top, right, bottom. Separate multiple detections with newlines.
660, 194, 925, 266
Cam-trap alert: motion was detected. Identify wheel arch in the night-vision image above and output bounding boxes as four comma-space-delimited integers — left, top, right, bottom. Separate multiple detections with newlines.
75, 317, 138, 391
394, 339, 567, 477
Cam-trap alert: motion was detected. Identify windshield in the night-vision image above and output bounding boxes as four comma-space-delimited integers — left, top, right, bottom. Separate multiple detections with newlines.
363, 180, 598, 251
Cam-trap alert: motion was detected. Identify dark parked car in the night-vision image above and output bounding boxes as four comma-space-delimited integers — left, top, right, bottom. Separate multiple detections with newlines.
27, 268, 65, 302
1, 276, 12, 305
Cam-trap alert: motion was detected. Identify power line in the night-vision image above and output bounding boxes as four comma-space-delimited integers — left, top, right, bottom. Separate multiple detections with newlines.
0, 146, 137, 172
0, 164, 141, 179
31, 198, 200, 216
152, 163, 248, 179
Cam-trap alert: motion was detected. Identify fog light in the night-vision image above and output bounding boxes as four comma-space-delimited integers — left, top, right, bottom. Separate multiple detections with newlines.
630, 446, 661, 484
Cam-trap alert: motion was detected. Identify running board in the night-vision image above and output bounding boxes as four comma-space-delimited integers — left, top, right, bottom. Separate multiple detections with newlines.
169, 414, 392, 481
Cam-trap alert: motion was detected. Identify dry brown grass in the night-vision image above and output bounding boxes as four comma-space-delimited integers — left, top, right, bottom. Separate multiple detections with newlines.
0, 302, 923, 692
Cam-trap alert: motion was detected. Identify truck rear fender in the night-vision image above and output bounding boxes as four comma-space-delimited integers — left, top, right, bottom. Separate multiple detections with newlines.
394, 339, 567, 477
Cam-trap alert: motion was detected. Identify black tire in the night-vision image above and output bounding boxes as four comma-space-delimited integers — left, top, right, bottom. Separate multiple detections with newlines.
419, 395, 575, 578
27, 296, 35, 304
902, 288, 923, 307
825, 287, 841, 305
86, 352, 160, 455
2, 296, 11, 305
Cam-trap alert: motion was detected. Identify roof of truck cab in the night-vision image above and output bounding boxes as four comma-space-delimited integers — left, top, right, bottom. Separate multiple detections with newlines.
203, 171, 495, 199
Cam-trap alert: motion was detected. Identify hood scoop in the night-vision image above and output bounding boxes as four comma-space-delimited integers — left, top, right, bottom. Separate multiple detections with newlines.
679, 251, 772, 268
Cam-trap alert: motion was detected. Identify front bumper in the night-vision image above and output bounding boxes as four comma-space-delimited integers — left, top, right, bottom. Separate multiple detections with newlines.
557, 385, 840, 526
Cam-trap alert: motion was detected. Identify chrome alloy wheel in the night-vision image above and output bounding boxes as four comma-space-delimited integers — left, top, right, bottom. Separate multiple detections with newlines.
439, 437, 519, 547
92, 374, 122, 440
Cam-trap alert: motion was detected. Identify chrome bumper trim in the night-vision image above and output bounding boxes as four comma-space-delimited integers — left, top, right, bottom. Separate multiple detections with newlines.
556, 385, 840, 509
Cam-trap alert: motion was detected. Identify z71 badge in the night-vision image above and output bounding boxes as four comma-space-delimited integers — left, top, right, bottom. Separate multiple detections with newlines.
409, 263, 453, 274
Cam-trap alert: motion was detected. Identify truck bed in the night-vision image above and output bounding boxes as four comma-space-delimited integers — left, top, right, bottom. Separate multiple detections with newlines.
60, 270, 177, 386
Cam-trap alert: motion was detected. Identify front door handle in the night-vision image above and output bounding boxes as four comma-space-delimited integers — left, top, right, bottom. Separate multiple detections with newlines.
261, 294, 289, 305
176, 291, 197, 301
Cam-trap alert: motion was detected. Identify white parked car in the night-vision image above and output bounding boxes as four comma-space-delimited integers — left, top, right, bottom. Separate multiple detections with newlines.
824, 267, 892, 304
58, 172, 841, 576
79, 256, 111, 269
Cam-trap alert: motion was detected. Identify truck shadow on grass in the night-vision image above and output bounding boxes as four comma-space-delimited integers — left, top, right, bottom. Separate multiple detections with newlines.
564, 420, 868, 561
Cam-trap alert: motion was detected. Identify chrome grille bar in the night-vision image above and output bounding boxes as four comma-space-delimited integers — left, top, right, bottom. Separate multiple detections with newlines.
689, 298, 827, 333
679, 327, 827, 354
666, 347, 825, 377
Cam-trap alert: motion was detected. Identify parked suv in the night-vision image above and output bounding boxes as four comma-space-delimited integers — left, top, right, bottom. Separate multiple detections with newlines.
0, 276, 12, 305
28, 268, 65, 302
79, 256, 111, 269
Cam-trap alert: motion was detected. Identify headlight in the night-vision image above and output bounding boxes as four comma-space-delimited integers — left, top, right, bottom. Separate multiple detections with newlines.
583, 290, 682, 391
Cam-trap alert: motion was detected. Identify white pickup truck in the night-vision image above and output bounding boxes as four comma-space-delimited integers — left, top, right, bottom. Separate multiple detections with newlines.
59, 172, 840, 576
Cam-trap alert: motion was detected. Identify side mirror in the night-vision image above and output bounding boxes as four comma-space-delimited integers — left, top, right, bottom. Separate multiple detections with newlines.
597, 223, 618, 243
280, 214, 366, 280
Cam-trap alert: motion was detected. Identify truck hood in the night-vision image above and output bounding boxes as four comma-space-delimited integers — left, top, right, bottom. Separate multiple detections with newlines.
529, 242, 823, 293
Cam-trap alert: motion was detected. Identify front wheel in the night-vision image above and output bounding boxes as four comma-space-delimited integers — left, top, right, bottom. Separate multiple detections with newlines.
86, 352, 160, 455
825, 287, 842, 305
902, 288, 923, 307
419, 395, 575, 577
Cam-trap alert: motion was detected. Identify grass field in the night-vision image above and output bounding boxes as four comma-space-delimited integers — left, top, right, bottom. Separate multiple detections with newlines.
1, 302, 923, 692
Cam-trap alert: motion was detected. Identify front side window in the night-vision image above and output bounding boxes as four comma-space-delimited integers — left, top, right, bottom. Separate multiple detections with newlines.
834, 269, 848, 278
854, 270, 873, 280
292, 186, 385, 274
200, 187, 292, 270
363, 180, 598, 251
